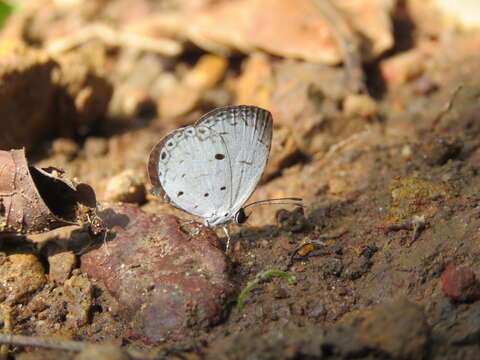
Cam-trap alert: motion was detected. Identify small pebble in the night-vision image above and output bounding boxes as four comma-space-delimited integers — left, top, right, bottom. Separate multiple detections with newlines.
109, 85, 155, 118
184, 54, 228, 89
276, 207, 306, 232
48, 251, 77, 284
441, 264, 480, 302
308, 304, 327, 318
420, 136, 462, 166
84, 137, 109, 158
268, 283, 288, 299
74, 344, 131, 360
343, 94, 378, 118
412, 76, 438, 96
51, 138, 79, 157
380, 50, 425, 85
104, 169, 146, 204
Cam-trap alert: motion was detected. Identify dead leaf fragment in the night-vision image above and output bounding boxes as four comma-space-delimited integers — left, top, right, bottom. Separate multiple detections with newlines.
0, 148, 101, 236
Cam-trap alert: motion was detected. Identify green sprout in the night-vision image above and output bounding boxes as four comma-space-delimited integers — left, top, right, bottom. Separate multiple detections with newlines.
237, 269, 296, 308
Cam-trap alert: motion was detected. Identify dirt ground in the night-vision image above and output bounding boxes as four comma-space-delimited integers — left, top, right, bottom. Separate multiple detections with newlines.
1, 0, 480, 359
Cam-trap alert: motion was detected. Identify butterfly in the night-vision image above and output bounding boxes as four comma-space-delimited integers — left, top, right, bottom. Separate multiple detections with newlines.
148, 105, 302, 249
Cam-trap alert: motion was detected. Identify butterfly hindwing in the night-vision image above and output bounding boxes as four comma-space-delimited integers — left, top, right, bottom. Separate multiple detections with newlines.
148, 125, 233, 220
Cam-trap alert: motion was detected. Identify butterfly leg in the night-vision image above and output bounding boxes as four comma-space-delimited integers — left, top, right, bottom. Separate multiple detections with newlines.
181, 219, 201, 227
222, 225, 232, 252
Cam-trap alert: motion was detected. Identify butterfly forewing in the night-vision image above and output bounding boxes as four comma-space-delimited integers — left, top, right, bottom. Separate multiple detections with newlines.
196, 106, 273, 223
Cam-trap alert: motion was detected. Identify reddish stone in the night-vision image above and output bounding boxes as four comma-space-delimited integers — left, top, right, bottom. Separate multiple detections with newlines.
441, 264, 480, 302
80, 204, 234, 343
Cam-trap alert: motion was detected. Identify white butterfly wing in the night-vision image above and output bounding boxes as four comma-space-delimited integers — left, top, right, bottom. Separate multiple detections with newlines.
196, 106, 272, 223
148, 105, 272, 226
148, 124, 232, 221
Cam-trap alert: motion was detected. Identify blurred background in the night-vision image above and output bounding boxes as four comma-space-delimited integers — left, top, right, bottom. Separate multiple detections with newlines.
0, 0, 479, 210
1, 1, 480, 358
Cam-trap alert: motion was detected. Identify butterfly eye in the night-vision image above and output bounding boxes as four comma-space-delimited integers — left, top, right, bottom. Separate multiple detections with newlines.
235, 208, 249, 224
215, 153, 225, 160
166, 140, 175, 148
186, 128, 195, 136
160, 151, 168, 161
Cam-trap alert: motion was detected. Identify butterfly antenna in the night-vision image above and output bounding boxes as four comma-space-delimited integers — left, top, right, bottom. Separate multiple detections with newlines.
243, 197, 304, 210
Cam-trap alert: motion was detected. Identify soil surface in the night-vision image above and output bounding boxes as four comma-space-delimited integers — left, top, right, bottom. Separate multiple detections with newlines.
1, 0, 480, 359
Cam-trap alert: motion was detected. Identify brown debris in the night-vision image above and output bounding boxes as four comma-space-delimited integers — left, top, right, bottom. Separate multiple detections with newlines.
53, 49, 113, 136
0, 148, 102, 236
2, 0, 394, 65
148, 0, 395, 64
0, 47, 57, 150
0, 44, 112, 150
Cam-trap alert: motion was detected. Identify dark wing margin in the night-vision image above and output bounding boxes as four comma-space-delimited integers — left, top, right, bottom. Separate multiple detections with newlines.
147, 131, 176, 202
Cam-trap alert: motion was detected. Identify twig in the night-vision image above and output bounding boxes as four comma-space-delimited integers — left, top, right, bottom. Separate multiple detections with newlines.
237, 270, 296, 308
407, 215, 425, 247
431, 85, 463, 130
0, 305, 12, 359
46, 23, 182, 56
323, 125, 370, 160
0, 334, 87, 352
311, 0, 366, 94
0, 334, 149, 359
